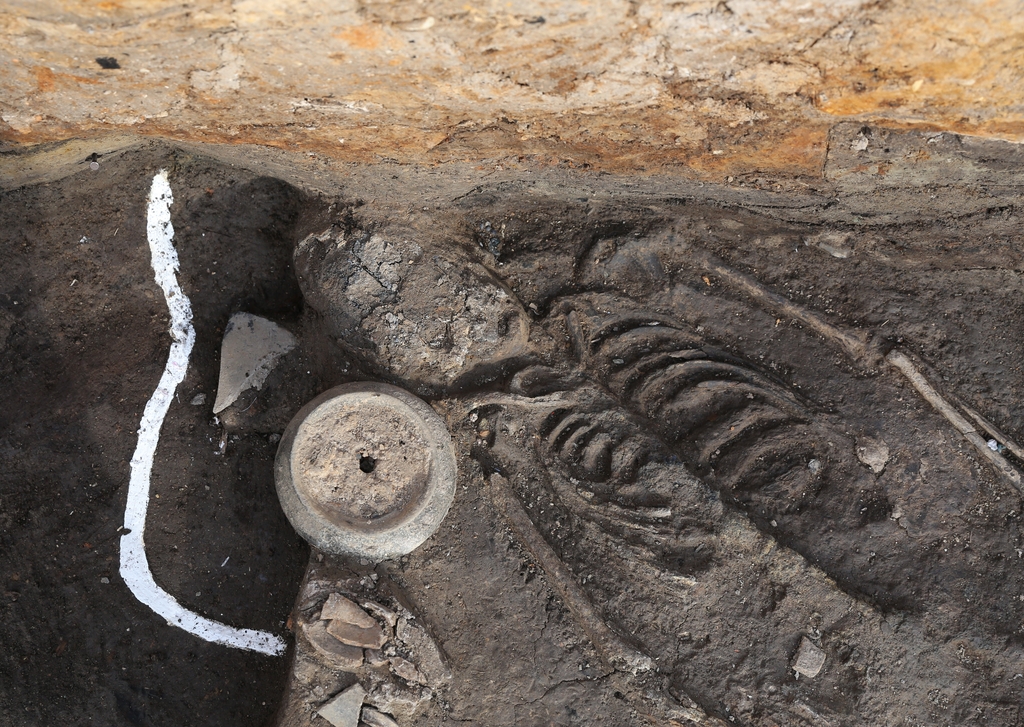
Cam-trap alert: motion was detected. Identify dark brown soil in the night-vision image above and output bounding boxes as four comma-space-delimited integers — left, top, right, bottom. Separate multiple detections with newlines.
0, 146, 320, 727
2, 131, 1024, 726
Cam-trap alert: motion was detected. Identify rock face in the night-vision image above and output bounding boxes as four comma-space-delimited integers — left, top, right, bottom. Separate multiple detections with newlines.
1, 1, 1020, 180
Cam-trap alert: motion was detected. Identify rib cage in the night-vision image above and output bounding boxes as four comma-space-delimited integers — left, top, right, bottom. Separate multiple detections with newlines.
537, 403, 663, 511
555, 298, 825, 512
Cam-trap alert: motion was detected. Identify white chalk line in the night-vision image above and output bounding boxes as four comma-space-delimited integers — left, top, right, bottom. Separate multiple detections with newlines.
119, 170, 286, 657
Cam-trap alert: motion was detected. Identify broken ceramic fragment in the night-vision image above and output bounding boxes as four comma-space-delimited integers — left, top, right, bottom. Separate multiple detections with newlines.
302, 620, 364, 671
363, 680, 432, 723
394, 617, 450, 684
361, 600, 398, 628
212, 312, 297, 413
360, 705, 400, 727
321, 593, 378, 628
318, 683, 366, 727
327, 619, 387, 649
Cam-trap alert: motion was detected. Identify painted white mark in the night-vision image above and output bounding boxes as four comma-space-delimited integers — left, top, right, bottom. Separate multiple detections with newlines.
119, 170, 286, 657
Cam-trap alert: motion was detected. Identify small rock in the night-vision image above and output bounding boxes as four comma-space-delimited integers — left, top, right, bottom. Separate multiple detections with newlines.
793, 636, 826, 679
327, 619, 387, 649
322, 594, 379, 629
318, 683, 366, 727
390, 656, 426, 685
302, 620, 364, 671
856, 436, 890, 474
361, 706, 400, 727
100, 577, 110, 584
190, 393, 207, 406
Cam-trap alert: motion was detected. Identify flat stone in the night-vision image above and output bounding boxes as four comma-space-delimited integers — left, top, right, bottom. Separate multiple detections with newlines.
327, 618, 387, 649
793, 636, 826, 679
360, 706, 400, 727
302, 620, 364, 671
321, 594, 378, 629
318, 683, 366, 727
212, 312, 297, 413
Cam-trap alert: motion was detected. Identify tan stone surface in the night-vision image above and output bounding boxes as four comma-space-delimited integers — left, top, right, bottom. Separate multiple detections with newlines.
2, 1, 1021, 179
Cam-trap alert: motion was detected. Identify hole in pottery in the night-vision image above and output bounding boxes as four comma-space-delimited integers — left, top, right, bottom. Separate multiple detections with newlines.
359, 455, 377, 473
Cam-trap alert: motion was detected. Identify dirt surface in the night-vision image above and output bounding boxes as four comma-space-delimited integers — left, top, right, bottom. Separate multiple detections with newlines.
2, 130, 1024, 726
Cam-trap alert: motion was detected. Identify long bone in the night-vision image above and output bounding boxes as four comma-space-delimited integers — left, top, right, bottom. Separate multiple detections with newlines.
689, 247, 1024, 493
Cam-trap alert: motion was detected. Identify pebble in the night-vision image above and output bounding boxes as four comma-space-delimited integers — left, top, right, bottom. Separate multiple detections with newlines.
190, 393, 206, 406
100, 577, 109, 584
317, 683, 366, 727
856, 436, 890, 474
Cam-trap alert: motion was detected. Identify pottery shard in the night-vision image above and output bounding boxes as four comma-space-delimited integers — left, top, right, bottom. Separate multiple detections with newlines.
327, 618, 387, 649
361, 600, 398, 628
322, 594, 379, 629
360, 706, 400, 727
318, 683, 366, 727
793, 636, 826, 679
212, 312, 297, 413
364, 680, 432, 723
302, 620, 364, 671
